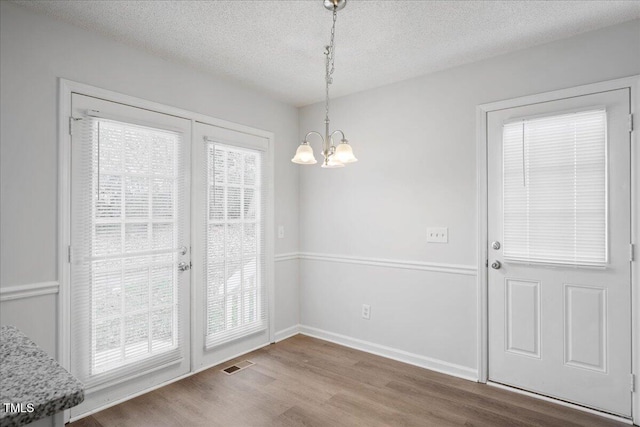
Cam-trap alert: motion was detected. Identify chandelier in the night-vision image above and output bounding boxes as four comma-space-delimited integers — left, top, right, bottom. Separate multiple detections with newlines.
291, 0, 358, 168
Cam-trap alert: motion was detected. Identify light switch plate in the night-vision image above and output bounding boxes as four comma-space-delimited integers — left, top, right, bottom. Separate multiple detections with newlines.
427, 227, 448, 243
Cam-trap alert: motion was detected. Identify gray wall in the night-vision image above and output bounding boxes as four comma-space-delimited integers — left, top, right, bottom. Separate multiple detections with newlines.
2, 0, 639, 387
298, 19, 640, 374
0, 1, 300, 356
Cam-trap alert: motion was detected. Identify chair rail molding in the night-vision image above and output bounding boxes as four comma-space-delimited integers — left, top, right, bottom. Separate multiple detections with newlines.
280, 251, 476, 276
274, 252, 300, 262
0, 281, 60, 302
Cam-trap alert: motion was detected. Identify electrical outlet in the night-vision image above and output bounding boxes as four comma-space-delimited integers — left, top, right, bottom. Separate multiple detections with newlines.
278, 225, 285, 239
362, 304, 371, 320
427, 227, 448, 243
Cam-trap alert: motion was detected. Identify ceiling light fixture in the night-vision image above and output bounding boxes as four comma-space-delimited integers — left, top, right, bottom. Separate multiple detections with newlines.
291, 0, 357, 168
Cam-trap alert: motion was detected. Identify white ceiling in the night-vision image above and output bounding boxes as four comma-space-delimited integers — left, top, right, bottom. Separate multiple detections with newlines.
13, 0, 640, 106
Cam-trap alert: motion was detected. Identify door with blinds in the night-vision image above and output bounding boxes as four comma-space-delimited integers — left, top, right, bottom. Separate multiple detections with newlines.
192, 122, 272, 370
487, 89, 632, 416
69, 94, 191, 415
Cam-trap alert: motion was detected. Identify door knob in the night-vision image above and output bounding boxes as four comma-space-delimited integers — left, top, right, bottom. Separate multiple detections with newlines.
178, 261, 191, 272
491, 261, 501, 270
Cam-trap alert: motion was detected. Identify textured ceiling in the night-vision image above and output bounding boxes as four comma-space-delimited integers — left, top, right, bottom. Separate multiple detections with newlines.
13, 0, 640, 106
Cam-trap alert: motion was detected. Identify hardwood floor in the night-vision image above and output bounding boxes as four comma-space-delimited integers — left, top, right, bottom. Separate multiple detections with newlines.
70, 335, 627, 427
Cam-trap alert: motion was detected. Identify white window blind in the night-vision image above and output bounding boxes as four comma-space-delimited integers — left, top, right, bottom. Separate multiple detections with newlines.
204, 142, 266, 348
71, 116, 185, 388
502, 109, 607, 266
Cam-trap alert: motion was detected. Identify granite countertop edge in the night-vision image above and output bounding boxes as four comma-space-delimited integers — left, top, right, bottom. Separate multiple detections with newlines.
1, 389, 85, 427
1, 325, 85, 427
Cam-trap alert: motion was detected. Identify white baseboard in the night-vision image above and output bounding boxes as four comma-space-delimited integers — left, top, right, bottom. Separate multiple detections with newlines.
274, 324, 300, 342
0, 281, 59, 302
298, 325, 478, 382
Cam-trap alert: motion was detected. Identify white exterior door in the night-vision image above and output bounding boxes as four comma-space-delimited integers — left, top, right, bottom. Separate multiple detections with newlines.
487, 89, 632, 416
192, 121, 273, 371
69, 94, 191, 415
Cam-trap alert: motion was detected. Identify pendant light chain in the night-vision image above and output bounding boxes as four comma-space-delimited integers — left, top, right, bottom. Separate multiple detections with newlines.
329, 8, 337, 78
325, 8, 338, 123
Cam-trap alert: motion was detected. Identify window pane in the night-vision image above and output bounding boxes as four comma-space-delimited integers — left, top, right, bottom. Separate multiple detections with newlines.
503, 110, 607, 266
152, 179, 174, 219
85, 119, 181, 377
96, 175, 121, 218
205, 144, 264, 347
94, 260, 122, 318
125, 177, 149, 218
227, 187, 241, 220
152, 223, 173, 250
123, 262, 148, 313
94, 224, 121, 256
209, 186, 224, 221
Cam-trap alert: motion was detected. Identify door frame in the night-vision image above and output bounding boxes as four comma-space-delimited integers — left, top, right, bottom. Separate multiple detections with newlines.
475, 75, 640, 423
58, 79, 275, 422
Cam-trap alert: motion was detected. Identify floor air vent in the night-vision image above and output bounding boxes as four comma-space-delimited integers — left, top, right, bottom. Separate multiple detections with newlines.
222, 360, 254, 375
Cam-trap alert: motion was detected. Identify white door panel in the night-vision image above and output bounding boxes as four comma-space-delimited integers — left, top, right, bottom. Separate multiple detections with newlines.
69, 94, 191, 416
505, 279, 540, 358
488, 89, 631, 416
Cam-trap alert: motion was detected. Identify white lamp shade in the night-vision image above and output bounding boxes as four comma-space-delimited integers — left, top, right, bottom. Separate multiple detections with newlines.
321, 156, 344, 168
333, 141, 358, 163
291, 143, 317, 164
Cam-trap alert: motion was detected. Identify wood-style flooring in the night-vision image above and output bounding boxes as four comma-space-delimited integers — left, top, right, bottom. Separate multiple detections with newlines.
70, 335, 627, 427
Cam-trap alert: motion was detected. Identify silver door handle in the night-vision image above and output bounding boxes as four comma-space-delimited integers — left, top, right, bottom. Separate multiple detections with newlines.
178, 261, 191, 272
491, 261, 501, 270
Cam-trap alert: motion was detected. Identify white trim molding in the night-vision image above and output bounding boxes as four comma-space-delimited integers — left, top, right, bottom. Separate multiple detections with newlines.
274, 324, 300, 342
0, 282, 59, 302
274, 252, 299, 263
275, 324, 479, 382
299, 252, 477, 276
298, 325, 478, 382
632, 74, 640, 427
275, 251, 477, 276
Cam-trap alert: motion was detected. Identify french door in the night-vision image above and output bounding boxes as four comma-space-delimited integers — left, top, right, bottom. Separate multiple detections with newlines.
68, 91, 273, 417
487, 89, 632, 416
192, 122, 271, 370
69, 94, 191, 415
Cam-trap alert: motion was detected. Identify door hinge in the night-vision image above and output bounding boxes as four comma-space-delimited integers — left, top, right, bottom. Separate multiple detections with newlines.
629, 114, 634, 133
631, 374, 635, 392
631, 244, 635, 262
68, 245, 72, 263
